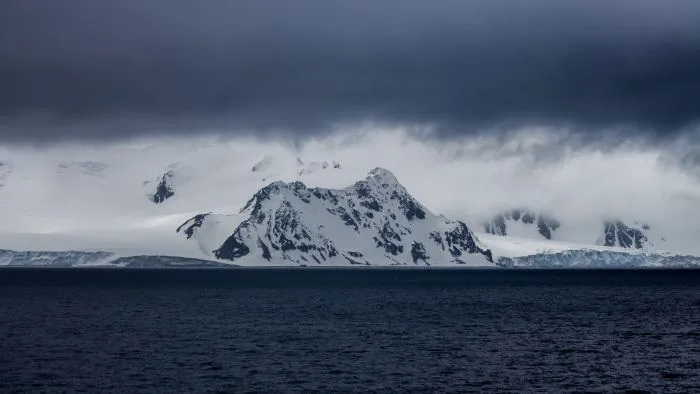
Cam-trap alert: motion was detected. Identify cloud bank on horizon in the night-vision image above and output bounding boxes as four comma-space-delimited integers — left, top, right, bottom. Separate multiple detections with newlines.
1, 0, 700, 144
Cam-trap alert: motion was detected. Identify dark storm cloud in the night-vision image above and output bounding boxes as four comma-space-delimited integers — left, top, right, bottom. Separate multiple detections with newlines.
1, 0, 700, 142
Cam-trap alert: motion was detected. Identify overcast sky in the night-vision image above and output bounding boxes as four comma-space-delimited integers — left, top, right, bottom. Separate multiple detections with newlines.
1, 0, 700, 143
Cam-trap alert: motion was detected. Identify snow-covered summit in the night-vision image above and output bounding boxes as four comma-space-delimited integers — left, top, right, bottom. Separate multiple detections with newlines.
177, 168, 494, 266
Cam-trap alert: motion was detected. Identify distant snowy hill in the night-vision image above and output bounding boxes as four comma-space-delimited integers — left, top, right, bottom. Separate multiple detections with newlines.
177, 168, 494, 266
478, 232, 700, 268
482, 208, 665, 251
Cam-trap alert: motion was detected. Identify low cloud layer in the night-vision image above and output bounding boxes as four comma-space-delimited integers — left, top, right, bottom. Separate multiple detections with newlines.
1, 1, 700, 143
1, 130, 699, 254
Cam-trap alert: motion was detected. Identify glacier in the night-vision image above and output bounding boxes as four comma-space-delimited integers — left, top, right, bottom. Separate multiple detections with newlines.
498, 249, 700, 268
0, 249, 232, 268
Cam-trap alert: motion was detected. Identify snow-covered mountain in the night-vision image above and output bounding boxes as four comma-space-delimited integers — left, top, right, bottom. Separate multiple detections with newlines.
176, 168, 494, 266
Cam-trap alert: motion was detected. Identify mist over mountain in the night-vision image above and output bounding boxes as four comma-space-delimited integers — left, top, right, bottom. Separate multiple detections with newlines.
0, 130, 699, 261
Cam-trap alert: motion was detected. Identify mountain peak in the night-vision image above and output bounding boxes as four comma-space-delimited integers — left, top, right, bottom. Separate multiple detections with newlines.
367, 167, 399, 185
178, 168, 492, 266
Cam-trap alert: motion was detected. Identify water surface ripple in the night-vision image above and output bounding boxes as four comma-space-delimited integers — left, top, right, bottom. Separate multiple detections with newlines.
1, 268, 699, 393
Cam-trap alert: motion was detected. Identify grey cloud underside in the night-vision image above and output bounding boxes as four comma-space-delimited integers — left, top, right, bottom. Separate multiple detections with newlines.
1, 1, 700, 142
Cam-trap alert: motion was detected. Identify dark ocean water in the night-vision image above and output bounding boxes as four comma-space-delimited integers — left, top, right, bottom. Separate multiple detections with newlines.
1, 268, 700, 393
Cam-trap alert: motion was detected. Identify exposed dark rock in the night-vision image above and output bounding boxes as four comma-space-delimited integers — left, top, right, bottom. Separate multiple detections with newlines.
483, 208, 560, 240
603, 220, 648, 249
537, 214, 561, 240
411, 242, 429, 264
445, 222, 493, 262
215, 233, 251, 260
240, 182, 279, 214
483, 214, 507, 236
151, 171, 175, 203
391, 190, 426, 221
373, 236, 404, 256
360, 199, 382, 211
521, 211, 536, 224
176, 214, 210, 239
258, 238, 271, 260
355, 182, 372, 198
343, 255, 365, 265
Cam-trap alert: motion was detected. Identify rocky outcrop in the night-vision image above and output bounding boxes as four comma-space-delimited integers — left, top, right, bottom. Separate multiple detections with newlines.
602, 220, 650, 249
150, 170, 176, 203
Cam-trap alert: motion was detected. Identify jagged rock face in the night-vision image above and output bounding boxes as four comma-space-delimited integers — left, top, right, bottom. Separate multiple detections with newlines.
603, 220, 649, 249
483, 208, 560, 240
150, 171, 175, 204
178, 168, 493, 266
176, 214, 210, 239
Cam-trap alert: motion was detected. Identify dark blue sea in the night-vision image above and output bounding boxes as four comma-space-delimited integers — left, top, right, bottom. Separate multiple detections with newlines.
1, 268, 699, 393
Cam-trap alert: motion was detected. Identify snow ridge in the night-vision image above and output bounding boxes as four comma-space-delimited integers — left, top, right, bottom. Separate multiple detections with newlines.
177, 168, 494, 266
